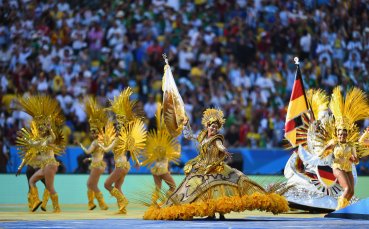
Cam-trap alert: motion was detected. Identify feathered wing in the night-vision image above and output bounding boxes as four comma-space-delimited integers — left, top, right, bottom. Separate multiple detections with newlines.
116, 119, 147, 164
162, 64, 187, 137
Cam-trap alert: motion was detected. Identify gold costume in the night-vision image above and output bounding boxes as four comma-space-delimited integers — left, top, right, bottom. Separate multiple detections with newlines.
82, 97, 110, 210
331, 143, 356, 172
16, 95, 65, 213
317, 87, 369, 210
100, 87, 147, 214
144, 108, 289, 220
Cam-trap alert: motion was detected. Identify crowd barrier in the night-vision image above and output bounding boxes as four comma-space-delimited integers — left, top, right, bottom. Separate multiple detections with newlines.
8, 146, 293, 175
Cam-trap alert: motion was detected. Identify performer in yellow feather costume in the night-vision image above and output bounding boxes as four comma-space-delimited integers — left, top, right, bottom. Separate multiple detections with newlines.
316, 86, 369, 210
141, 103, 180, 201
79, 98, 109, 211
99, 87, 147, 214
143, 108, 289, 220
16, 95, 66, 213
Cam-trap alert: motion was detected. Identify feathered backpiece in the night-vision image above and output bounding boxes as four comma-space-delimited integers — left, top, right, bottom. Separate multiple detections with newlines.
17, 95, 64, 128
115, 119, 147, 165
85, 97, 108, 132
162, 57, 187, 137
306, 89, 329, 120
201, 108, 225, 129
110, 87, 141, 126
329, 86, 369, 131
98, 120, 116, 147
141, 103, 181, 167
16, 121, 66, 162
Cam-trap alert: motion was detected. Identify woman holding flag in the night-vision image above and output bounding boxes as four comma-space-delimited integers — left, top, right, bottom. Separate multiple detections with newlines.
142, 56, 289, 220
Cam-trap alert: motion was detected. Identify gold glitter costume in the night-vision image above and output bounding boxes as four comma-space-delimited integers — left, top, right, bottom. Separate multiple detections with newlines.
80, 97, 109, 210
99, 87, 147, 214
316, 87, 369, 209
16, 95, 65, 213
143, 108, 289, 220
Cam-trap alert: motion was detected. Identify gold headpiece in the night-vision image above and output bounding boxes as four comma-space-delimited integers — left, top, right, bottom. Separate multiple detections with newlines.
85, 97, 107, 131
306, 89, 329, 120
201, 108, 225, 128
329, 86, 369, 131
141, 103, 180, 166
110, 87, 141, 125
17, 95, 64, 128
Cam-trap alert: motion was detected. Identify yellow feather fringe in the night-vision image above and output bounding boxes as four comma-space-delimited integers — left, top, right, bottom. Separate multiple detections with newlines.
143, 193, 289, 220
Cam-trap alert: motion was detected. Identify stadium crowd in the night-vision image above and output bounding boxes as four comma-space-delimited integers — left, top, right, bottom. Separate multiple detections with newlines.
1, 0, 369, 173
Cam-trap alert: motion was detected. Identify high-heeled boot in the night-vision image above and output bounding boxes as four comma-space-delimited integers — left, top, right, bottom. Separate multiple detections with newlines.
50, 193, 61, 213
41, 189, 50, 211
336, 196, 350, 210
151, 188, 160, 203
95, 191, 108, 210
30, 186, 42, 212
110, 188, 128, 214
87, 189, 96, 210
27, 192, 33, 212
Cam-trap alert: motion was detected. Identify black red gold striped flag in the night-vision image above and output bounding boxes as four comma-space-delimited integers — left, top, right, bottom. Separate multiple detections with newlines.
284, 64, 309, 146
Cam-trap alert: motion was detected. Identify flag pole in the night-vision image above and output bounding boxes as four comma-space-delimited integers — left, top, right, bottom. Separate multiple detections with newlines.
294, 57, 315, 121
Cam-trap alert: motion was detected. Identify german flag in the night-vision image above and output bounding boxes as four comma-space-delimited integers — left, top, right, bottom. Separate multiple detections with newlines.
284, 64, 309, 147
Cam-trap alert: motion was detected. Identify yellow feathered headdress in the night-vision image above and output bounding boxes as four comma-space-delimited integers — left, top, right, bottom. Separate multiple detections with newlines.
85, 97, 107, 132
306, 89, 329, 120
141, 103, 181, 167
110, 87, 142, 126
201, 108, 225, 128
329, 86, 369, 131
17, 95, 64, 127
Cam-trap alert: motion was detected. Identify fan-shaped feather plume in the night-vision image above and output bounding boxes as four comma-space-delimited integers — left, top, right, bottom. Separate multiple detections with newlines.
306, 89, 329, 120
201, 108, 225, 128
141, 130, 181, 167
110, 87, 141, 124
116, 119, 147, 164
85, 97, 108, 131
98, 120, 116, 146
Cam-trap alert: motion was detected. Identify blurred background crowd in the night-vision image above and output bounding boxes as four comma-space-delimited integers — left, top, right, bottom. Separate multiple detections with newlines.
1, 0, 369, 174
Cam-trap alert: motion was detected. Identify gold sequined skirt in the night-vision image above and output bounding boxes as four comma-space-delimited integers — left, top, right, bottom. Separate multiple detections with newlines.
40, 158, 59, 169
332, 162, 352, 172
115, 161, 130, 171
89, 161, 107, 170
151, 166, 169, 176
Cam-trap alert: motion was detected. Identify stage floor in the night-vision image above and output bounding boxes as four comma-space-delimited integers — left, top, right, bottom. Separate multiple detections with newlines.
1, 204, 369, 229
